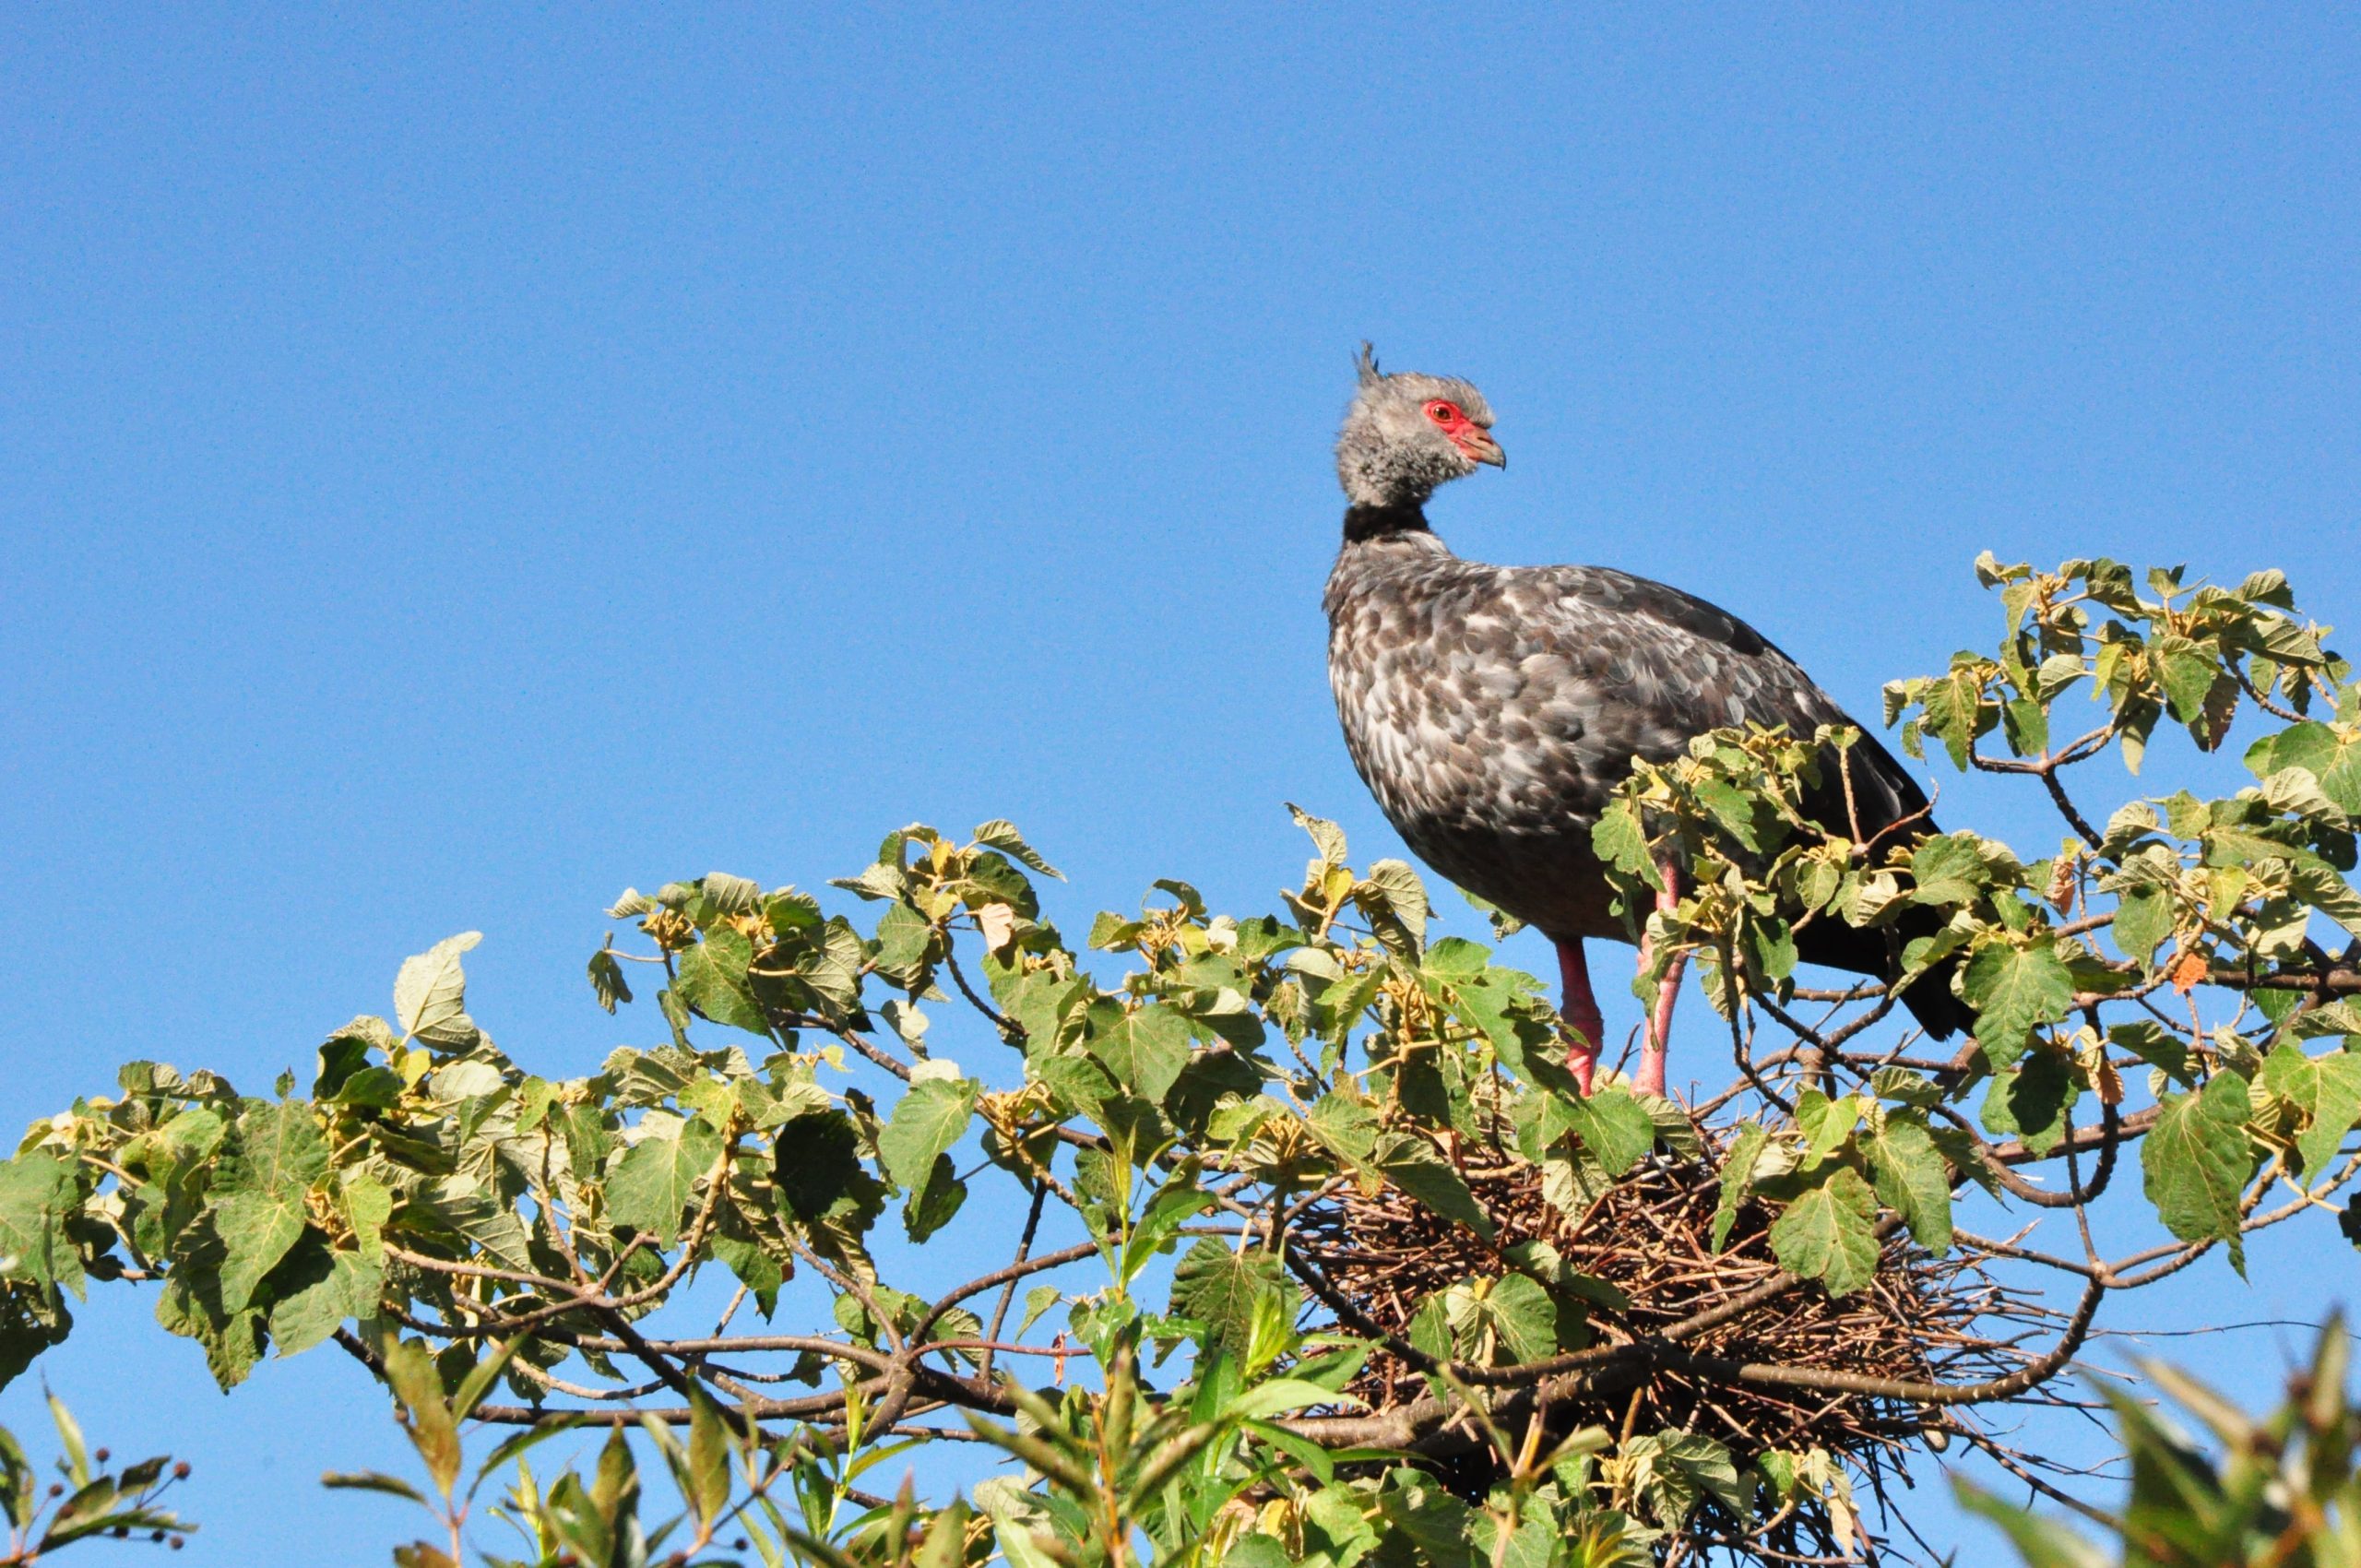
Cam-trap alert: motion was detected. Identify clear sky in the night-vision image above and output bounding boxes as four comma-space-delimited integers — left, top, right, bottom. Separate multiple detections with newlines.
5, 6, 2359, 1562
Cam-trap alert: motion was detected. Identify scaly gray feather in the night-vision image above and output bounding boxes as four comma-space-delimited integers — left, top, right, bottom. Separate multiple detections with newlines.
1323, 349, 1969, 1038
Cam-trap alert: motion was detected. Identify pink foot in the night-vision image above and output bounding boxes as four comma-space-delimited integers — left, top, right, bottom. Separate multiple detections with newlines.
1634, 860, 1687, 1098
1556, 939, 1603, 1096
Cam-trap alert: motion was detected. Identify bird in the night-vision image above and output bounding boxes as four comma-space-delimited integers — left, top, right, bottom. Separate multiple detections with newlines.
1323, 346, 1973, 1097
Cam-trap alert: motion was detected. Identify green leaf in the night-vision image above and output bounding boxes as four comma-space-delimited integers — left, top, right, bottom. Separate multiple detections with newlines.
1980, 1050, 2081, 1158
2142, 1073, 2258, 1275
764, 887, 824, 934
1624, 1431, 1744, 1526
1559, 1087, 1656, 1177
1240, 1419, 1337, 1487
1909, 834, 1990, 906
701, 871, 761, 916
2260, 766, 2349, 827
1373, 1135, 1492, 1240
1864, 1113, 1953, 1252
872, 903, 932, 972
1358, 860, 1430, 950
412, 1176, 535, 1271
2318, 739, 2361, 818
322, 1470, 431, 1505
2290, 1000, 2361, 1040
973, 819, 1062, 879
219, 1099, 330, 1200
2261, 1043, 2361, 1182
0, 1154, 84, 1301
997, 971, 1090, 1058
1016, 1285, 1062, 1337
314, 1026, 379, 1099
1540, 1147, 1614, 1224
1225, 1377, 1361, 1420
901, 1154, 968, 1243
1085, 1004, 1191, 1105
605, 1118, 725, 1248
2111, 1020, 2193, 1087
450, 1337, 524, 1425
1591, 802, 1652, 879
381, 1338, 461, 1501
1694, 778, 1762, 851
1305, 1093, 1381, 1165
1170, 1239, 1283, 1354
2289, 860, 2361, 938
1869, 1065, 1945, 1109
1121, 1170, 1216, 1286
1921, 666, 1991, 771
1767, 1167, 1880, 1297
394, 932, 483, 1046
1224, 1534, 1291, 1568
265, 1235, 383, 1357
1423, 936, 1491, 978
1375, 1476, 1480, 1568
976, 1479, 1063, 1568
1033, 1052, 1116, 1122
684, 1384, 731, 1529
2247, 719, 2337, 782
2112, 888, 2172, 966
606, 888, 658, 919
674, 927, 771, 1036
154, 1267, 264, 1391
876, 1075, 979, 1190
1475, 1273, 1559, 1364
1711, 1123, 1768, 1252
209, 1100, 331, 1314
1952, 1479, 2108, 1568
1306, 1486, 1379, 1567
1450, 977, 1554, 1087
1287, 802, 1349, 866
1794, 1090, 1863, 1164
1963, 940, 2074, 1064
2154, 636, 2223, 723
587, 950, 633, 1015
2002, 695, 2049, 757
43, 1392, 86, 1491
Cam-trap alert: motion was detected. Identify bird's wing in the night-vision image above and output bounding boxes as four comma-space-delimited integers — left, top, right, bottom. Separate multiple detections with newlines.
1477, 563, 1931, 837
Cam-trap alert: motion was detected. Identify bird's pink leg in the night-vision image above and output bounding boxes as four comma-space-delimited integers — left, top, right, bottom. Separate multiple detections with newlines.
1634, 858, 1687, 1098
1555, 938, 1604, 1097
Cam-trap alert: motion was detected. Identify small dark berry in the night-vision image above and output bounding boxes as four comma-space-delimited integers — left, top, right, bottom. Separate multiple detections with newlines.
113, 1526, 129, 1538
151, 1530, 167, 1542
172, 1461, 191, 1479
95, 1448, 111, 1463
48, 1482, 63, 1497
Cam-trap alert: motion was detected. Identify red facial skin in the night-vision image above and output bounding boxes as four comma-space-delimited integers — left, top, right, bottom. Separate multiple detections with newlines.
1424, 399, 1504, 467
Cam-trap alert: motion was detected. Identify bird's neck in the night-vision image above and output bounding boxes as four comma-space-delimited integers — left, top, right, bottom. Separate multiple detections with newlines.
1340, 501, 1435, 544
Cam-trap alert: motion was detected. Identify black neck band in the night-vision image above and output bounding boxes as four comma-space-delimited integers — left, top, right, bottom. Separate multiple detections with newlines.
1341, 502, 1431, 543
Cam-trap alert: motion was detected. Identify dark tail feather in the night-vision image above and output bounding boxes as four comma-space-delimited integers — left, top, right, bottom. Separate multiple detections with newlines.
1792, 904, 1975, 1041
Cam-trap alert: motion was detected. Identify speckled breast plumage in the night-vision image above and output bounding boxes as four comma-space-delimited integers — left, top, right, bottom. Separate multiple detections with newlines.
1323, 528, 1855, 943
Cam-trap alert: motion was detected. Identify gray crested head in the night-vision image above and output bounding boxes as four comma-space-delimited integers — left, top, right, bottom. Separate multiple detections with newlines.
1335, 343, 1505, 509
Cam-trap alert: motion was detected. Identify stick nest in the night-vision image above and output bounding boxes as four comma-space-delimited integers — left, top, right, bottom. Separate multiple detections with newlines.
1292, 1115, 2054, 1525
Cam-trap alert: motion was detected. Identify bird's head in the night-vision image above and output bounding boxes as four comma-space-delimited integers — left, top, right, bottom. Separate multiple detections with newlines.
1335, 343, 1504, 509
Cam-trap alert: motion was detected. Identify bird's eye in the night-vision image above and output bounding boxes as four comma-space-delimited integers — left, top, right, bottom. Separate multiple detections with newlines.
1427, 401, 1462, 424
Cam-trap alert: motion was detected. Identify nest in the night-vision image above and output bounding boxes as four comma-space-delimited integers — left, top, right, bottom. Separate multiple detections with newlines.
1291, 1119, 2055, 1544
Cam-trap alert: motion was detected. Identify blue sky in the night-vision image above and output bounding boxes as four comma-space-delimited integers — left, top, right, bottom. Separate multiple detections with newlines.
4, 6, 2359, 1562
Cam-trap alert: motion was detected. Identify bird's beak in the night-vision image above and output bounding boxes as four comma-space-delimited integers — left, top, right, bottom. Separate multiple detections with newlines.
1458, 429, 1506, 469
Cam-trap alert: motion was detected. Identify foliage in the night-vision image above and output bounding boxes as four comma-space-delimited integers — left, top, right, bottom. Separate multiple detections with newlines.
0, 1393, 193, 1563
0, 554, 2358, 1562
1962, 1316, 2361, 1567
